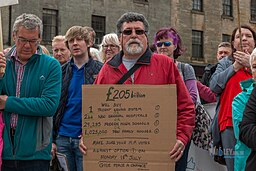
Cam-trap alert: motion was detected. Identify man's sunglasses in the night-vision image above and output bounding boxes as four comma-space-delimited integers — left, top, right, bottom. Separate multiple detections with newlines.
122, 29, 146, 35
156, 41, 172, 47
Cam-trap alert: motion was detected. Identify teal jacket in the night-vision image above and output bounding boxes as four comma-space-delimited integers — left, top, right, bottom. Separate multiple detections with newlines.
232, 78, 253, 171
0, 46, 61, 160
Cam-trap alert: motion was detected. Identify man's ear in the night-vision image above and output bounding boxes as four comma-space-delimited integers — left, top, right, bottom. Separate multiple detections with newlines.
12, 33, 16, 42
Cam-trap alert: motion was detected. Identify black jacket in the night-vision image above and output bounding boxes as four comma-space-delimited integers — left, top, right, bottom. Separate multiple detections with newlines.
239, 86, 256, 171
53, 57, 103, 142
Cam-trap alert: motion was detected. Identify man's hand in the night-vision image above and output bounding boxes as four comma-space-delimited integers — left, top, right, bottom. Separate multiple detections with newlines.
79, 137, 87, 155
0, 95, 8, 110
169, 139, 185, 162
0, 52, 6, 77
51, 143, 57, 160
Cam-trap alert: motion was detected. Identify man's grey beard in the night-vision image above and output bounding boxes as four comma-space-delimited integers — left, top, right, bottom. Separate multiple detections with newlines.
125, 39, 144, 55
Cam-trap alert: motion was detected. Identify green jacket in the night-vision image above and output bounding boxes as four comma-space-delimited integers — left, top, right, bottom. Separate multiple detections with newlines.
0, 46, 61, 160
232, 78, 253, 171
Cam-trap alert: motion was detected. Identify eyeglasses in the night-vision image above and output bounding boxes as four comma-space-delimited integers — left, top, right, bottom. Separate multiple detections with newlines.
17, 37, 39, 46
122, 29, 146, 35
156, 41, 172, 47
102, 44, 119, 49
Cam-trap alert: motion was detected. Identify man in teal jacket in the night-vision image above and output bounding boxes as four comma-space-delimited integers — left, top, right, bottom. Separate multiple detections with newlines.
0, 13, 61, 171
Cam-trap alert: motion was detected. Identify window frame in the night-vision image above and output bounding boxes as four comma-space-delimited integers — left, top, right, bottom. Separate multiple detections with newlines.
251, 0, 256, 22
133, 0, 149, 5
192, 0, 203, 12
42, 8, 58, 44
222, 34, 231, 42
91, 15, 106, 45
192, 30, 204, 60
222, 0, 233, 17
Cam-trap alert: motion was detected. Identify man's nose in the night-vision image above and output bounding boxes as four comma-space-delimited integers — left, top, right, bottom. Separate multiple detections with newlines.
131, 30, 138, 37
57, 50, 62, 55
73, 39, 79, 44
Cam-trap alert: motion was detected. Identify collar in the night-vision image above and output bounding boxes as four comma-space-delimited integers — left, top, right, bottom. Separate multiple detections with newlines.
8, 46, 41, 62
69, 56, 93, 67
107, 47, 152, 68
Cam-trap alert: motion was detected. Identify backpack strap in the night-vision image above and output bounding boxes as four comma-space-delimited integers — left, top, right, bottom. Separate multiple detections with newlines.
116, 64, 142, 84
180, 62, 186, 78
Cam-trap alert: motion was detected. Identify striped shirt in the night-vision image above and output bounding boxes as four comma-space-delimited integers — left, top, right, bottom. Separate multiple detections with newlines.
10, 49, 38, 128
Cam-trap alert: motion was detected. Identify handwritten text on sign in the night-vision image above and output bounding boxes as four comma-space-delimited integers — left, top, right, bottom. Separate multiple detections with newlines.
82, 85, 177, 171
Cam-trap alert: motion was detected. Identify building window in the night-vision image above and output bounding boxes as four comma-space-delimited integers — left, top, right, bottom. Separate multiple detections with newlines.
42, 9, 58, 43
133, 0, 149, 4
222, 34, 231, 42
192, 30, 203, 60
92, 15, 105, 45
192, 0, 203, 11
251, 0, 256, 21
222, 0, 232, 17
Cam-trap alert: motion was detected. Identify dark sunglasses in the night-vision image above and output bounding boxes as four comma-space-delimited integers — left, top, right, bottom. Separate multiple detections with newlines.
156, 41, 172, 47
122, 29, 146, 35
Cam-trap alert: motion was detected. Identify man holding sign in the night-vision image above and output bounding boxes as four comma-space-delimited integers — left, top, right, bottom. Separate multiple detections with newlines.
80, 12, 195, 170
0, 13, 61, 171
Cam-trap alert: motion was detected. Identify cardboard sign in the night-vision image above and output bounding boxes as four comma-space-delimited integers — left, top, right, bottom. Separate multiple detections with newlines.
82, 84, 177, 171
0, 0, 19, 7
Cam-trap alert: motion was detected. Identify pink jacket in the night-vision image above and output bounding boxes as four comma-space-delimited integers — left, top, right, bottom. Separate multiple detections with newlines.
197, 81, 216, 103
0, 112, 4, 168
95, 49, 195, 145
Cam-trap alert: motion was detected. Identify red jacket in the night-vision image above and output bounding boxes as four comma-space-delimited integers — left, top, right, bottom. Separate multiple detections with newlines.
94, 49, 195, 145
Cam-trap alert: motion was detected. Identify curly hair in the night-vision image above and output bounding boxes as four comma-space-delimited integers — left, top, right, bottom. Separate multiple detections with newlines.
116, 12, 149, 37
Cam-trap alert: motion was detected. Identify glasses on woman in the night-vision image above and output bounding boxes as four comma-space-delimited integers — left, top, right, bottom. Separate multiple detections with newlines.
156, 41, 172, 47
102, 44, 119, 49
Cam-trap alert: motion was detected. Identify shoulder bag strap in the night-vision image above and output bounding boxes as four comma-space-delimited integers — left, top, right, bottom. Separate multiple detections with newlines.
116, 64, 142, 84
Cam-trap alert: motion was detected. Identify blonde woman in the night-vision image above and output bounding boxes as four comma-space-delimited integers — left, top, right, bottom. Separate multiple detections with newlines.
99, 33, 120, 62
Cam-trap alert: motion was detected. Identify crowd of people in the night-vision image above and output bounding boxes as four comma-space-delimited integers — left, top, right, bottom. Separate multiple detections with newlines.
0, 11, 255, 171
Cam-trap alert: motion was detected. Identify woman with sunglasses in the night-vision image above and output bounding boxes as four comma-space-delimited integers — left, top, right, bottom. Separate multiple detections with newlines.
154, 27, 197, 171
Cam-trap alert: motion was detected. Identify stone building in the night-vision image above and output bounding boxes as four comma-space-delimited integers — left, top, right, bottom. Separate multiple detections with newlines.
1, 0, 256, 76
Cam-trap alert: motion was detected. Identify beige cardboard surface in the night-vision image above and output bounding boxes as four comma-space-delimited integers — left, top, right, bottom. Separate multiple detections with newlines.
0, 0, 19, 7
82, 85, 177, 171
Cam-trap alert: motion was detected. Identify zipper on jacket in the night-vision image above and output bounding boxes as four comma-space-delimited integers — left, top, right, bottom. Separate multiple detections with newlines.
12, 65, 30, 157
10, 60, 16, 157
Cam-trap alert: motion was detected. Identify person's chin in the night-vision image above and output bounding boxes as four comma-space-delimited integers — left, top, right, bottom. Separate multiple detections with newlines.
21, 52, 32, 58
160, 52, 167, 56
73, 52, 82, 57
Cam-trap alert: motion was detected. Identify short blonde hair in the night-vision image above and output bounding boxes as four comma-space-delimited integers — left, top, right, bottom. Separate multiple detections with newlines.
250, 48, 256, 69
84, 26, 96, 45
65, 26, 90, 48
99, 33, 120, 62
52, 35, 66, 45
